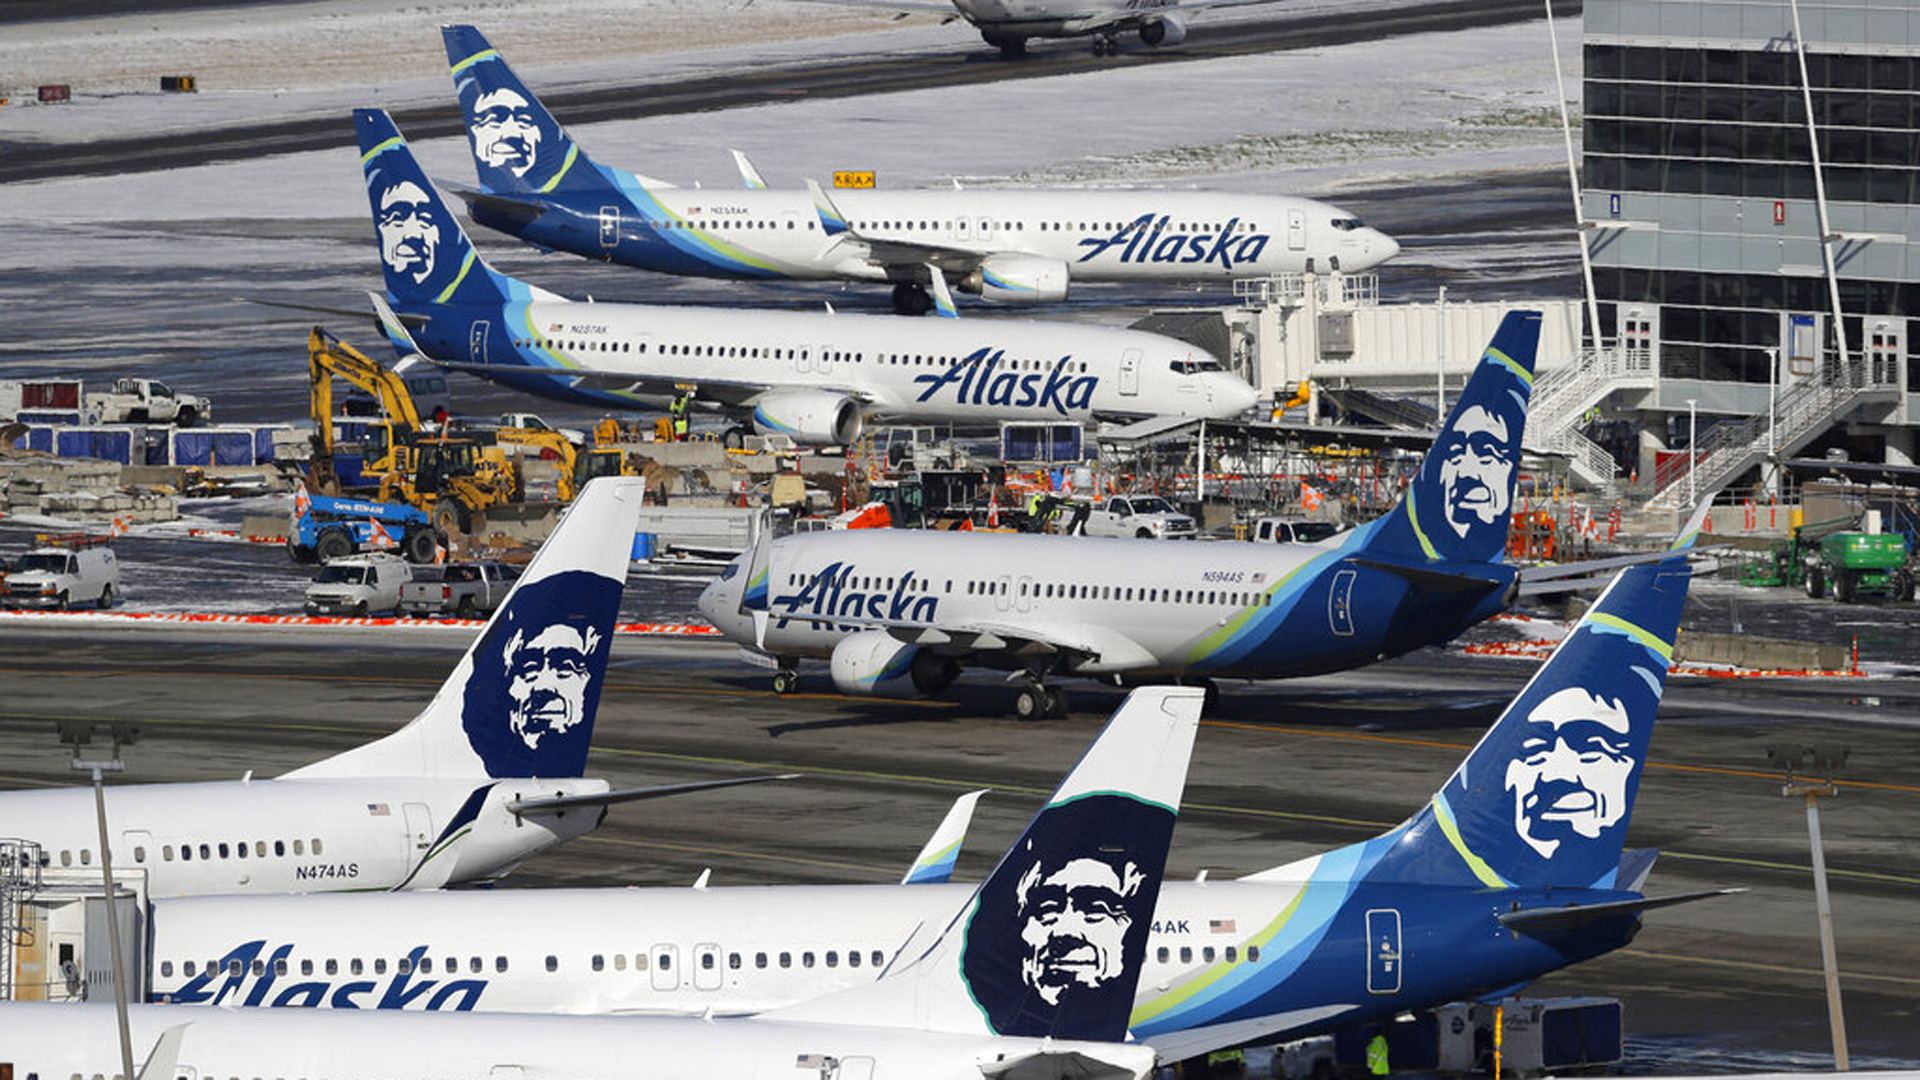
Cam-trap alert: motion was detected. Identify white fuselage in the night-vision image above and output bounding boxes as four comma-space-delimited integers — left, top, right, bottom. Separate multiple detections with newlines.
144, 878, 1309, 1017
5, 776, 608, 899
489, 298, 1259, 423
624, 187, 1395, 285
0, 1000, 1156, 1080
702, 529, 1345, 678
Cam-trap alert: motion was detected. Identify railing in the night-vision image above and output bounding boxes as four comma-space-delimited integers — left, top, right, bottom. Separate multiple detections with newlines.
1232, 272, 1380, 309
1648, 361, 1903, 509
1522, 346, 1656, 486
1, 838, 46, 1001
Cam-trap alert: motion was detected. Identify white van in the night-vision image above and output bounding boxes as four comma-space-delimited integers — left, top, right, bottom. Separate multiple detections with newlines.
3, 538, 119, 611
304, 552, 413, 617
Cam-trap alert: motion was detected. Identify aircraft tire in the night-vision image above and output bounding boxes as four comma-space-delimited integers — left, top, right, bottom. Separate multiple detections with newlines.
1015, 685, 1048, 721
772, 669, 800, 695
1046, 687, 1070, 719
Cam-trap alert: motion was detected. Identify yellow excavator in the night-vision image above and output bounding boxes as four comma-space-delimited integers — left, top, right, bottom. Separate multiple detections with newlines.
307, 327, 513, 535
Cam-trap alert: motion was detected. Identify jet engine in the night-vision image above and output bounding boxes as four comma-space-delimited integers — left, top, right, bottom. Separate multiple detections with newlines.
750, 389, 864, 446
1139, 14, 1187, 47
830, 631, 961, 698
964, 254, 1070, 305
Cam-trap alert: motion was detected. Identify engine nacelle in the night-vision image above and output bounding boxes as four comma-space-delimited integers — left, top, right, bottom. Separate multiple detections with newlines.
1139, 14, 1187, 47
750, 389, 864, 446
964, 254, 1070, 305
830, 631, 960, 698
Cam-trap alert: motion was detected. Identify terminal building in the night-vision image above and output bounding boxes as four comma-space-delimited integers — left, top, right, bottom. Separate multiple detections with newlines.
1226, 0, 1918, 512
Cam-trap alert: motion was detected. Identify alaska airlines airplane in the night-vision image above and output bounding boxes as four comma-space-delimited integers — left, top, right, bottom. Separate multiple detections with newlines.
355, 109, 1257, 446
1, 687, 1205, 1080
700, 311, 1550, 717
939, 0, 1284, 57
128, 548, 1722, 1063
0, 481, 771, 899
440, 26, 1397, 314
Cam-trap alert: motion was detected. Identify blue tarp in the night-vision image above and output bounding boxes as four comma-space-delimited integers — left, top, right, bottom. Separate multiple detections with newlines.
170, 427, 258, 467
54, 427, 138, 464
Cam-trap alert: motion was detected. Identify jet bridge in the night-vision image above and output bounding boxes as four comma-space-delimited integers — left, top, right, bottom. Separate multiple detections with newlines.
1, 842, 147, 1004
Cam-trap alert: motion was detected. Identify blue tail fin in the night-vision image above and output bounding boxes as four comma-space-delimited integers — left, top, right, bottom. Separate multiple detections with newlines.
1360, 554, 1692, 890
284, 478, 643, 781
769, 687, 1202, 1042
443, 25, 621, 199
1364, 310, 1540, 565
355, 108, 514, 311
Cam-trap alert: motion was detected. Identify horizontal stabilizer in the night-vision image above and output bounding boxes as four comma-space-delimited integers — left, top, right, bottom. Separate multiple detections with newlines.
242, 296, 427, 325
977, 1044, 1158, 1080
1346, 556, 1507, 595
1497, 888, 1744, 934
1142, 1005, 1356, 1064
508, 773, 798, 816
441, 182, 547, 230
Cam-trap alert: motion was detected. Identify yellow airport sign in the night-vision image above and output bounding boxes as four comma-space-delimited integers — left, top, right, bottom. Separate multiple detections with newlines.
833, 171, 876, 189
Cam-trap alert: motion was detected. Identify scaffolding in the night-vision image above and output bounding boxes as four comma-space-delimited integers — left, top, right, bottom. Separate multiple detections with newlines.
0, 838, 47, 1000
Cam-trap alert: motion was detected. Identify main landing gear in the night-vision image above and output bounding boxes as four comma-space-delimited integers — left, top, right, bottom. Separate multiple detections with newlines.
891, 282, 933, 316
1013, 677, 1070, 720
1090, 34, 1119, 57
771, 664, 802, 695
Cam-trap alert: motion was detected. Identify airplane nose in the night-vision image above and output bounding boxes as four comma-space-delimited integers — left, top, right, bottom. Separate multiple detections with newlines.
1368, 229, 1401, 266
1212, 375, 1260, 417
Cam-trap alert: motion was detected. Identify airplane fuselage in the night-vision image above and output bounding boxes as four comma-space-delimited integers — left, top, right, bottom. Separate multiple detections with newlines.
411, 296, 1257, 434
139, 869, 1643, 1046
700, 524, 1514, 682
6, 776, 607, 898
480, 187, 1396, 292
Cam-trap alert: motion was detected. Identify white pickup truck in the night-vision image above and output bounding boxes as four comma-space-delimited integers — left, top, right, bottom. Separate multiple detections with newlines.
2, 538, 119, 610
1082, 495, 1199, 540
90, 377, 211, 427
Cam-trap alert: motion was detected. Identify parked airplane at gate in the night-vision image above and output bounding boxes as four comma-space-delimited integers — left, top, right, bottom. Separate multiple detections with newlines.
440, 26, 1397, 314
0, 481, 772, 899
355, 109, 1256, 446
2, 686, 1206, 1080
700, 311, 1559, 716
807, 0, 1292, 57
126, 544, 1720, 1064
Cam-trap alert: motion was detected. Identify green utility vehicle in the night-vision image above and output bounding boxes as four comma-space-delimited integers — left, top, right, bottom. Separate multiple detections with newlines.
1804, 530, 1914, 602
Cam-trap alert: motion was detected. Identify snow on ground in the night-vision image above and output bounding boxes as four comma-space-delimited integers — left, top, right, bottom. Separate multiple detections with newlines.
0, 2, 1583, 231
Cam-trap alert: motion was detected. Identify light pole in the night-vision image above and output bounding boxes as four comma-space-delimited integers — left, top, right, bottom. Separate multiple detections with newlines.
1767, 742, 1852, 1071
1687, 398, 1698, 505
60, 719, 140, 1080
1768, 347, 1781, 496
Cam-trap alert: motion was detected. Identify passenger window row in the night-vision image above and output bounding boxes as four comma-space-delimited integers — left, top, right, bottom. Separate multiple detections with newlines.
1156, 944, 1260, 965
163, 952, 505, 980
54, 837, 324, 869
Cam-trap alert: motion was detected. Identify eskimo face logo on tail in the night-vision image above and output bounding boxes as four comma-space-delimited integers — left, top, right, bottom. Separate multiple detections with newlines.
1505, 688, 1634, 858
962, 796, 1170, 1039
378, 181, 441, 284
462, 570, 620, 777
471, 89, 542, 177
1439, 405, 1516, 539
503, 623, 601, 749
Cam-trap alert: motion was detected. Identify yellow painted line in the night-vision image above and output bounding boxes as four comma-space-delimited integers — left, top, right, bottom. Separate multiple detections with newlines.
1617, 947, 1920, 988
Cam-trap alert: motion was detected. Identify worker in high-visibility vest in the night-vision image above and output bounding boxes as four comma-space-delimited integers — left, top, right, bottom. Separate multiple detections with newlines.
668, 393, 691, 441
1366, 1030, 1390, 1077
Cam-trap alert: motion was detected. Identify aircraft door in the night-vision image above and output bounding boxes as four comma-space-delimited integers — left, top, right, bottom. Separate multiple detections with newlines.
949, 217, 971, 243
818, 345, 834, 377
1015, 575, 1035, 613
1120, 349, 1141, 396
600, 206, 621, 250
1287, 209, 1307, 252
1366, 909, 1403, 994
403, 803, 434, 852
1328, 568, 1357, 637
470, 320, 491, 364
993, 574, 1013, 613
121, 829, 155, 867
977, 217, 995, 242
693, 943, 724, 991
650, 944, 680, 991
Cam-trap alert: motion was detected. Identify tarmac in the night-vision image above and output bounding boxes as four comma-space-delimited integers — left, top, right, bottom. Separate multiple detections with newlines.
0, 618, 1914, 1071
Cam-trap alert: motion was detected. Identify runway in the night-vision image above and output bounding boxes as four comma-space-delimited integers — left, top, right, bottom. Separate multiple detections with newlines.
0, 622, 1914, 1069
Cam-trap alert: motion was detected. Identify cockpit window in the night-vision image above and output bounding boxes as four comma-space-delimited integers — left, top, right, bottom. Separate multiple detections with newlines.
1329, 218, 1367, 232
1170, 358, 1225, 375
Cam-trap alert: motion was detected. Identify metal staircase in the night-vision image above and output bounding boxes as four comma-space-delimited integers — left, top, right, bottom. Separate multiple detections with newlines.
1, 839, 46, 1001
1647, 363, 1904, 510
1521, 346, 1657, 487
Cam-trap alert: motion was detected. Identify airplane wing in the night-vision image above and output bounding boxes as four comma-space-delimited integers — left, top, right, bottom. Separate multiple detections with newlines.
508, 773, 798, 816
1496, 888, 1745, 934
977, 1044, 1157, 1080
770, 606, 1160, 672
415, 357, 875, 410
1514, 497, 1717, 596
805, 179, 991, 278
1142, 1005, 1357, 1065
1347, 557, 1509, 595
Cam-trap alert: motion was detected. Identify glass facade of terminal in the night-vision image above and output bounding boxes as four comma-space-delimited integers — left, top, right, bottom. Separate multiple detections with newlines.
1583, 1, 1920, 393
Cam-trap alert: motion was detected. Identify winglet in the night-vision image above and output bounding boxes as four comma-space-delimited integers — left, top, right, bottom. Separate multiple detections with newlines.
137, 1023, 192, 1080
731, 149, 769, 190
770, 686, 1202, 1042
367, 290, 424, 356
805, 178, 851, 238
902, 789, 986, 884
926, 264, 960, 319
1670, 496, 1714, 552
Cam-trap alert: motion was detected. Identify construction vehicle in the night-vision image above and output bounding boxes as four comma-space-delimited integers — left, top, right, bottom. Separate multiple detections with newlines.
496, 425, 633, 503
288, 489, 438, 565
1803, 527, 1913, 602
379, 436, 517, 538
305, 326, 425, 496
